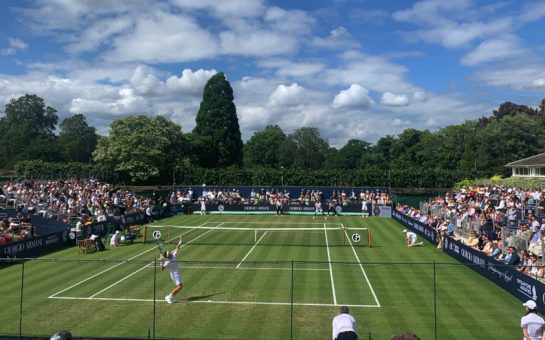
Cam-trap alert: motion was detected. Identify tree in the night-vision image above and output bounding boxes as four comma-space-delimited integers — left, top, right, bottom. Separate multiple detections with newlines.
460, 113, 544, 175
338, 139, 371, 169
492, 101, 536, 119
421, 122, 474, 170
284, 127, 330, 169
243, 125, 286, 167
58, 114, 98, 163
0, 94, 59, 168
93, 115, 191, 183
392, 128, 427, 169
193, 72, 243, 167
364, 135, 396, 169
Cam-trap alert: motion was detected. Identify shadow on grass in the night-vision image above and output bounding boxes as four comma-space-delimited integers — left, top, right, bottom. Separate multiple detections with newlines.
176, 292, 225, 303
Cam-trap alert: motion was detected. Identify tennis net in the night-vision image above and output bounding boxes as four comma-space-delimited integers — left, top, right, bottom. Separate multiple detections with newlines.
143, 224, 371, 247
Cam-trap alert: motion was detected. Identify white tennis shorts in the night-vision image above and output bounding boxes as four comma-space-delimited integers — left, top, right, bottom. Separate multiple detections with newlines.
170, 271, 183, 285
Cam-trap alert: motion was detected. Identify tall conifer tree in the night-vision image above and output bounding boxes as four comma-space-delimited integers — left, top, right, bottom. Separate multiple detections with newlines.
193, 72, 243, 167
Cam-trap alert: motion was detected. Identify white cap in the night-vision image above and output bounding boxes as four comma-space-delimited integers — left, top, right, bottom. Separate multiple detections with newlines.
402, 229, 407, 233
523, 300, 537, 309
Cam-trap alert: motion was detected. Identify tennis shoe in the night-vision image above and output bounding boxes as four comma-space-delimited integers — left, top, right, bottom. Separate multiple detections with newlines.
165, 295, 173, 304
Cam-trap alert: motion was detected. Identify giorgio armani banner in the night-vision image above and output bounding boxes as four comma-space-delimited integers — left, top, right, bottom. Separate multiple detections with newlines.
184, 203, 392, 217
0, 212, 148, 258
443, 236, 545, 313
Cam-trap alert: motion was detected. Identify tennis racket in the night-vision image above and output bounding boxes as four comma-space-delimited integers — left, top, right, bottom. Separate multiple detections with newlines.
156, 238, 166, 256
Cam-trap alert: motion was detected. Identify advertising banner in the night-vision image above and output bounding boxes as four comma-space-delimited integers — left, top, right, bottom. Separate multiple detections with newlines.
0, 212, 148, 258
183, 203, 391, 216
1, 229, 70, 258
443, 236, 545, 313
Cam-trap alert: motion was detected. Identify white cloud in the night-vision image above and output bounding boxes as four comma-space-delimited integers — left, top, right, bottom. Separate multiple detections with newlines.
324, 52, 415, 93
172, 0, 266, 18
472, 62, 545, 90
165, 69, 217, 96
1, 38, 28, 56
220, 29, 298, 57
381, 92, 410, 106
130, 66, 163, 96
519, 1, 545, 23
258, 59, 326, 78
310, 26, 360, 49
461, 34, 525, 66
104, 11, 219, 63
533, 78, 545, 87
393, 0, 513, 49
66, 17, 134, 54
18, 0, 151, 31
331, 84, 373, 109
70, 87, 149, 116
268, 83, 305, 107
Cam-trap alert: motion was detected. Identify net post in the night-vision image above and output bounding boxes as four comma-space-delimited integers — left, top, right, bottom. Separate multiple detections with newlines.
368, 228, 372, 247
168, 226, 171, 244
433, 261, 437, 340
19, 259, 25, 338
143, 225, 148, 244
254, 229, 257, 243
153, 258, 157, 339
290, 260, 294, 340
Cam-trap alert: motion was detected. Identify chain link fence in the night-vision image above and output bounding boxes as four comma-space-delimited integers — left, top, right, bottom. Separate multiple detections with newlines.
0, 258, 524, 339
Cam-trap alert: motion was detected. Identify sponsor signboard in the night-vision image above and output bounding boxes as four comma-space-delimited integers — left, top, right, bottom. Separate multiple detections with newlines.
0, 212, 148, 258
443, 236, 545, 313
183, 203, 392, 216
1, 229, 69, 258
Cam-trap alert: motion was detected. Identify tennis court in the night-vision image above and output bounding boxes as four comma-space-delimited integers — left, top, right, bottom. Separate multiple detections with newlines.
0, 215, 524, 339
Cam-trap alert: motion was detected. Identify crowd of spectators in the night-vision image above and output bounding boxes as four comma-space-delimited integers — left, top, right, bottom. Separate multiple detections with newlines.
170, 187, 392, 206
397, 184, 545, 282
0, 179, 158, 244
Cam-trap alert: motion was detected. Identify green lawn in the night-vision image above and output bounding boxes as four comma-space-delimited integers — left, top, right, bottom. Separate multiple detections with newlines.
0, 215, 523, 339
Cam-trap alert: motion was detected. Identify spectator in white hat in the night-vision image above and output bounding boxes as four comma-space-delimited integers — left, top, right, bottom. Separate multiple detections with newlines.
521, 300, 545, 340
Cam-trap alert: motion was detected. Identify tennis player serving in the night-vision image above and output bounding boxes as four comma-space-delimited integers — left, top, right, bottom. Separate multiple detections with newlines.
160, 236, 183, 304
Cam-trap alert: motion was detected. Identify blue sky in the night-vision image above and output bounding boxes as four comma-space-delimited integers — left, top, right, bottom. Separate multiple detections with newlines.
0, 0, 544, 147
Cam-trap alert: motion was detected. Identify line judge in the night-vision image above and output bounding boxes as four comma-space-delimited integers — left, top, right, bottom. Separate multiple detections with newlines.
332, 305, 358, 340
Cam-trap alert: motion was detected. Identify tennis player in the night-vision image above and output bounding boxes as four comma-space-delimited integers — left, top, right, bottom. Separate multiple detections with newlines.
403, 229, 423, 247
160, 237, 183, 304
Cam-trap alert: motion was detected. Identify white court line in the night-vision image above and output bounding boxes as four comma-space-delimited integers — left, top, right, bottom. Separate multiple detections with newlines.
86, 222, 226, 299
236, 231, 268, 269
145, 265, 328, 272
48, 221, 215, 298
343, 225, 381, 307
223, 222, 344, 224
49, 295, 380, 308
89, 261, 154, 298
323, 223, 337, 305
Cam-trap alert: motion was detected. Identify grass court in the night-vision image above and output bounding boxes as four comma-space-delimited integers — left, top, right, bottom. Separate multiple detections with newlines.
0, 214, 523, 339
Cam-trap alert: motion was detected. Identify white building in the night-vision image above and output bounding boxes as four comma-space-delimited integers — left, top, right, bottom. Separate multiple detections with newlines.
506, 153, 545, 178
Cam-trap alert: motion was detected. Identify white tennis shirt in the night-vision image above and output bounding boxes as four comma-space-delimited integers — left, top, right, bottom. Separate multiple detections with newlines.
521, 312, 545, 340
332, 313, 356, 340
163, 250, 179, 273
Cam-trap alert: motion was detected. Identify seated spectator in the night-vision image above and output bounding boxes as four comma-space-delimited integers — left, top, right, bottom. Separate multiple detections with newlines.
465, 231, 479, 248
503, 246, 521, 266
518, 250, 530, 272
485, 240, 501, 259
